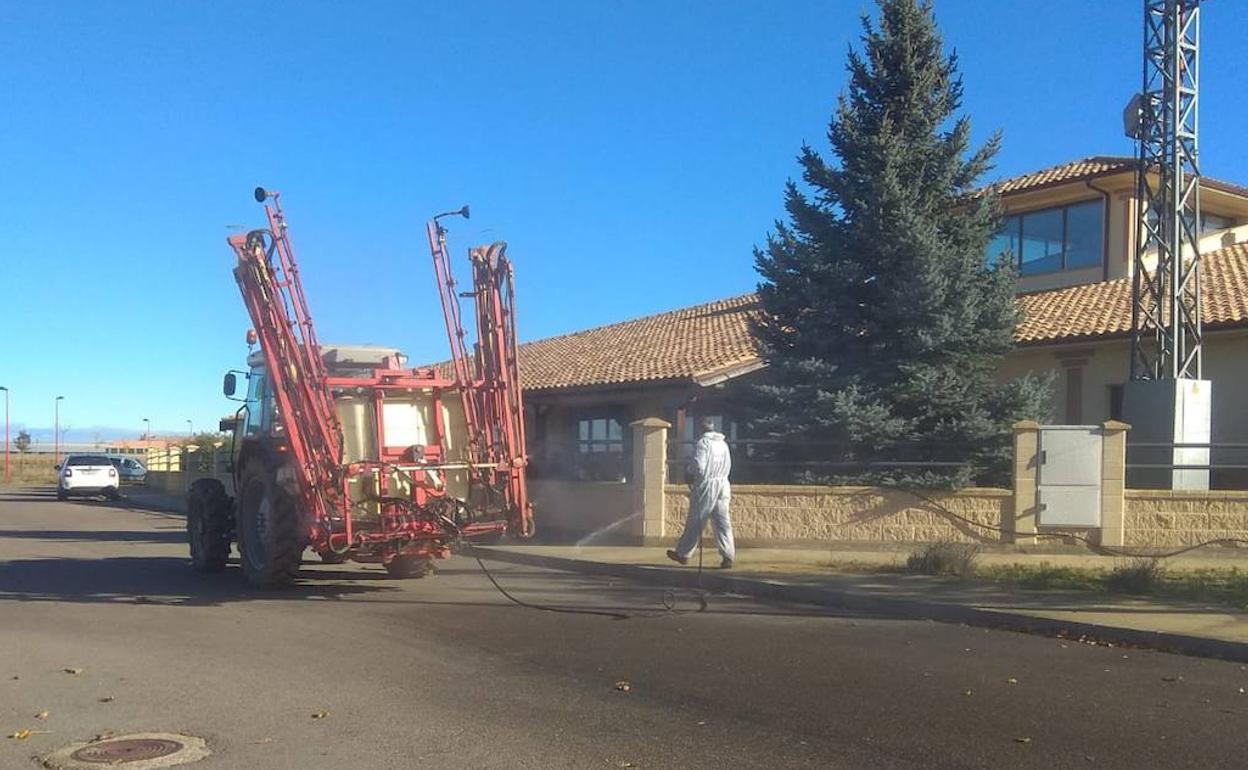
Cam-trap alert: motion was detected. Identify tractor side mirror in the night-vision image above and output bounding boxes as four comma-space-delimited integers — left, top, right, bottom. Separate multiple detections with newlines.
219, 417, 240, 433
223, 372, 237, 397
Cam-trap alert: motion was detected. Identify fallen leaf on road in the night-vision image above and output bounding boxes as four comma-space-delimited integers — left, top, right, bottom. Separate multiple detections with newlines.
9, 730, 31, 740
614, 681, 632, 693
1014, 737, 1032, 744
63, 668, 83, 676
253, 737, 274, 744
1161, 676, 1183, 683
963, 689, 973, 697
311, 712, 329, 719
617, 762, 637, 768
99, 696, 114, 703
1239, 687, 1245, 695
34, 711, 48, 720
1007, 677, 1019, 685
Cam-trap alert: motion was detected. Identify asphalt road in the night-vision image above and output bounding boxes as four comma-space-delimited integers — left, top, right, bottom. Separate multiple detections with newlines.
2, 488, 1248, 769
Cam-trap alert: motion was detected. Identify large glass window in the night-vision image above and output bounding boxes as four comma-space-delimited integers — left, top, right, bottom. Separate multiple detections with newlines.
988, 199, 1105, 275
573, 415, 628, 481
1020, 208, 1063, 274
1064, 201, 1104, 269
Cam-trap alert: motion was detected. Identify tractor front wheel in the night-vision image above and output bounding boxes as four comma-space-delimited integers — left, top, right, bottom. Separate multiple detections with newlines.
188, 478, 233, 573
236, 458, 305, 587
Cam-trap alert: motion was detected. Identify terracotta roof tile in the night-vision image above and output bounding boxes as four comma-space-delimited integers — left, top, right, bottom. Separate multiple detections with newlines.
514, 244, 1248, 391
517, 294, 761, 391
1016, 242, 1248, 344
983, 155, 1248, 199
992, 156, 1136, 195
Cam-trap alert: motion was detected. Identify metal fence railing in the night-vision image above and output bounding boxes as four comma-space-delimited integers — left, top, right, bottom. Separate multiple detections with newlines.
1126, 441, 1248, 489
666, 438, 991, 486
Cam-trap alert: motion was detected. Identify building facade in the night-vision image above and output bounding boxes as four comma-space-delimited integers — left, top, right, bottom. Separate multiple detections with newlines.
518, 157, 1248, 489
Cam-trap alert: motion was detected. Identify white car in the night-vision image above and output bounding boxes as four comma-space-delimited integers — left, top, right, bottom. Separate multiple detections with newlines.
57, 454, 121, 500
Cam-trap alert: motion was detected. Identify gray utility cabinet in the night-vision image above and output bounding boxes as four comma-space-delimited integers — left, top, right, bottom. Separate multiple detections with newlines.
1036, 425, 1103, 528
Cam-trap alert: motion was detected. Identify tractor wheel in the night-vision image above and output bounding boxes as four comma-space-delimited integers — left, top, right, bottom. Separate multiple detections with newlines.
384, 555, 435, 579
187, 478, 233, 573
236, 458, 305, 587
317, 549, 350, 565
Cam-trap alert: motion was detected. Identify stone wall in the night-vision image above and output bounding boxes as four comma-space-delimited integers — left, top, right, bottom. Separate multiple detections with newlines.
664, 484, 1011, 545
1124, 490, 1248, 547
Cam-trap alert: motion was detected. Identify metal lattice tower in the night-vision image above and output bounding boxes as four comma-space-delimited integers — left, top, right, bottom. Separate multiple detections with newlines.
1130, 0, 1202, 381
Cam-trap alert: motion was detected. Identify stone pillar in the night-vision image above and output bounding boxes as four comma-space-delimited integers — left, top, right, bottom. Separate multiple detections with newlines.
1100, 420, 1130, 547
1010, 421, 1040, 545
631, 418, 670, 544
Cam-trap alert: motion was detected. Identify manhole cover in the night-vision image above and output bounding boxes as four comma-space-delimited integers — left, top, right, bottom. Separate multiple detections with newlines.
72, 738, 184, 762
43, 733, 209, 769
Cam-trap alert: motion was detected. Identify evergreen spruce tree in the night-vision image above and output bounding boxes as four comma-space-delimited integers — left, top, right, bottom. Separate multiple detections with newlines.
751, 0, 1050, 486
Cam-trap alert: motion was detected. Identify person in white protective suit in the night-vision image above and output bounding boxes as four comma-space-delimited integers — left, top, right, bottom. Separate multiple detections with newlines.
667, 418, 735, 569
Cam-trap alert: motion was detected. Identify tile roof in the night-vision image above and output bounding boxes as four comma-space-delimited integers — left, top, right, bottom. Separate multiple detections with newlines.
1016, 242, 1248, 345
515, 244, 1248, 391
985, 155, 1248, 199
991, 156, 1135, 195
517, 294, 762, 391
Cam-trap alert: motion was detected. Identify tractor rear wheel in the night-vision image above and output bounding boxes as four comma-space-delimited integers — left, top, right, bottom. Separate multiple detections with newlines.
236, 458, 305, 587
384, 555, 435, 579
188, 478, 233, 573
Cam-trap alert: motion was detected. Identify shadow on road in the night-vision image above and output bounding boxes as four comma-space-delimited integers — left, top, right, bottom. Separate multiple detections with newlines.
0, 552, 867, 620
0, 529, 186, 544
0, 486, 868, 621
0, 555, 399, 607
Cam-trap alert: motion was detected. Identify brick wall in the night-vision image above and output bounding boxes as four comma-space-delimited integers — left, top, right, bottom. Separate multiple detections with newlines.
1124, 490, 1248, 547
664, 484, 1011, 544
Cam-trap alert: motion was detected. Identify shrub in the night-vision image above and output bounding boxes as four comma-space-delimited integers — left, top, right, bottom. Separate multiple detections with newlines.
1104, 558, 1165, 595
906, 541, 981, 578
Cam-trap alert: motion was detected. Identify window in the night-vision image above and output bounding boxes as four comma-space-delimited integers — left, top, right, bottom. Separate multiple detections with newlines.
578, 417, 624, 455
244, 367, 270, 436
573, 415, 628, 481
989, 200, 1104, 275
1202, 212, 1235, 234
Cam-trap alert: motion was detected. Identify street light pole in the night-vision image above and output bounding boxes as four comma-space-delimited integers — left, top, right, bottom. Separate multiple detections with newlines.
186, 419, 193, 441
0, 386, 9, 483
54, 395, 64, 465
143, 418, 150, 442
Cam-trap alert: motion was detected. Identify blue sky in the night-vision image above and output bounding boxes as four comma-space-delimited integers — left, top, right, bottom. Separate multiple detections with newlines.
2, 0, 1246, 439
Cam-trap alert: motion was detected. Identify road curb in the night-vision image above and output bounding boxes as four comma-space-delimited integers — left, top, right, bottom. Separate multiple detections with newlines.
474, 547, 1248, 663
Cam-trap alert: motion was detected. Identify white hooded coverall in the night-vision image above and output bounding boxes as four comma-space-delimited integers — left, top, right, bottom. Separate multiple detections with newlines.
674, 431, 735, 561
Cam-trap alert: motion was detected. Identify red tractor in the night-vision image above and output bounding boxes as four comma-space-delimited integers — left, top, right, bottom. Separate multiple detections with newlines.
188, 189, 532, 586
